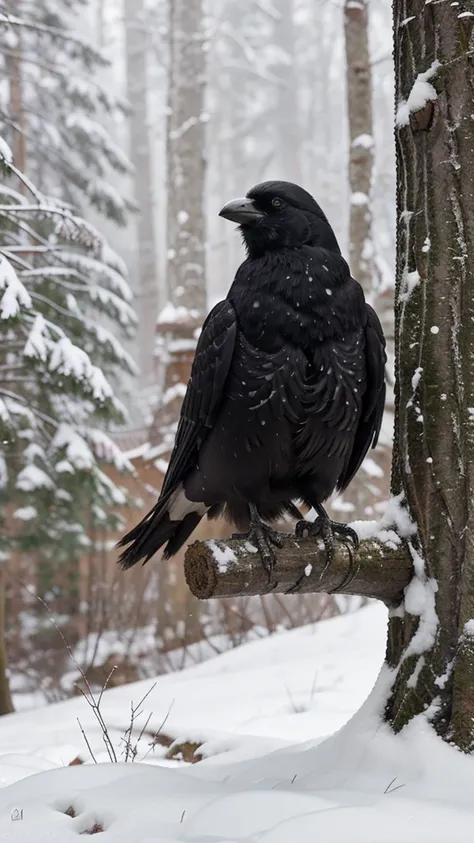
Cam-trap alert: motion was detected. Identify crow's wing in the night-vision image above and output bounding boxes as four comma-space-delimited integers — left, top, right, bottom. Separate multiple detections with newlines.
293, 326, 367, 466
337, 302, 386, 491
160, 300, 237, 498
291, 303, 385, 486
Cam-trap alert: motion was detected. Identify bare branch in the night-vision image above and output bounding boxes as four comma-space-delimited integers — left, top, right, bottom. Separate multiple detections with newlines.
184, 532, 412, 607
77, 718, 97, 764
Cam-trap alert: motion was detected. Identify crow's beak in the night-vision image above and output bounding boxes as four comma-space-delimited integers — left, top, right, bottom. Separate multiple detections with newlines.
218, 197, 266, 225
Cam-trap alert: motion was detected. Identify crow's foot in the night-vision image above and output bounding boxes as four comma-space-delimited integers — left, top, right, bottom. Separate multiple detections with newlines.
232, 504, 284, 577
295, 511, 359, 576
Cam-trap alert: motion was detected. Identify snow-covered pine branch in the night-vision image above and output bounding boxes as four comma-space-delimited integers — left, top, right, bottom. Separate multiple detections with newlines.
0, 133, 136, 565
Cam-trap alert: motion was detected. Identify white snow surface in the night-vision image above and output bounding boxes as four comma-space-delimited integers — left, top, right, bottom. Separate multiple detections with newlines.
0, 605, 474, 840
351, 133, 373, 149
12, 506, 37, 522
157, 302, 200, 325
350, 192, 369, 206
0, 137, 13, 164
396, 60, 440, 127
15, 464, 54, 492
49, 338, 114, 402
207, 540, 237, 572
399, 268, 420, 302
23, 314, 49, 361
0, 256, 32, 319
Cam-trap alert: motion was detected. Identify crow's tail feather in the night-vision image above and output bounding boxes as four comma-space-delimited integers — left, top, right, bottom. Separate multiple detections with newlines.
117, 489, 204, 570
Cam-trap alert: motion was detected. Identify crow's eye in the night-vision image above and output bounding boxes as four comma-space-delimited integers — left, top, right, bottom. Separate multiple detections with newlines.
271, 197, 282, 208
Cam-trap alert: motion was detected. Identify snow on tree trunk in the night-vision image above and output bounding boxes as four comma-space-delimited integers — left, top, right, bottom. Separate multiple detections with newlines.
124, 0, 159, 389
344, 0, 374, 291
386, 0, 474, 750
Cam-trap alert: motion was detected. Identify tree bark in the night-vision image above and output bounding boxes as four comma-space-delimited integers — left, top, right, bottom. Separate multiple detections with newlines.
386, 2, 474, 750
149, 0, 208, 645
149, 0, 208, 444
5, 0, 27, 187
0, 568, 14, 715
341, 0, 392, 523
124, 0, 159, 389
344, 0, 374, 291
184, 534, 412, 606
164, 0, 207, 315
272, 0, 302, 184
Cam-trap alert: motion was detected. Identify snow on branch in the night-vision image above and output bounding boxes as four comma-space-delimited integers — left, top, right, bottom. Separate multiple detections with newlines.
0, 255, 32, 318
49, 337, 115, 403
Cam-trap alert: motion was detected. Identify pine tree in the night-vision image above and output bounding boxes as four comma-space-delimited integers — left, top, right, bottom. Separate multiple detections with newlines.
0, 136, 137, 576
0, 0, 138, 683
0, 0, 135, 223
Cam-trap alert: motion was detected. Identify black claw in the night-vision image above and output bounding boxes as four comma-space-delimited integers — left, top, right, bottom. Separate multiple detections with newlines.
332, 522, 359, 549
232, 508, 285, 577
332, 543, 358, 592
294, 520, 309, 539
231, 525, 276, 576
295, 515, 358, 576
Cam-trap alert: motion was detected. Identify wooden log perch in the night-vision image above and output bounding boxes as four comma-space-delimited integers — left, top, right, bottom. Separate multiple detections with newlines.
184, 530, 413, 607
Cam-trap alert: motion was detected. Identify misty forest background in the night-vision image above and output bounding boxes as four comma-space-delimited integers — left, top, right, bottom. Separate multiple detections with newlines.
0, 0, 394, 712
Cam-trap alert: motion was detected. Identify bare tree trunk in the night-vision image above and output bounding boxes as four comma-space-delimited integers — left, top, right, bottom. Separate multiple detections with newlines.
340, 0, 390, 521
344, 0, 374, 290
0, 569, 13, 715
385, 1, 474, 751
272, 0, 302, 184
150, 0, 207, 645
5, 1, 26, 186
124, 0, 159, 389
151, 0, 207, 446
165, 0, 207, 315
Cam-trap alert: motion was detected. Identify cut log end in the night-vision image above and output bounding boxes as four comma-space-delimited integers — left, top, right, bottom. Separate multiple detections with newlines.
184, 542, 219, 599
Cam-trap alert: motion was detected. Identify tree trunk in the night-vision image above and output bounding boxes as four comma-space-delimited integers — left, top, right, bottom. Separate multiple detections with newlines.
150, 0, 207, 446
386, 1, 474, 750
150, 0, 208, 646
344, 0, 374, 290
341, 0, 391, 522
124, 0, 159, 389
0, 568, 14, 715
5, 0, 27, 186
164, 0, 207, 315
272, 0, 302, 184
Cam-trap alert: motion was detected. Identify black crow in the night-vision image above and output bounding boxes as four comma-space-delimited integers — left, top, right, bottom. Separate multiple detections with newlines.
118, 180, 386, 573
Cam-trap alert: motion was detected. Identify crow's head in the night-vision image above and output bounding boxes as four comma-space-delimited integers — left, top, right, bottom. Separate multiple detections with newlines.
219, 180, 340, 258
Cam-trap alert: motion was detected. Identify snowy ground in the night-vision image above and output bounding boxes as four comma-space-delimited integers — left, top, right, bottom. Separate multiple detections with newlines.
0, 603, 473, 842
